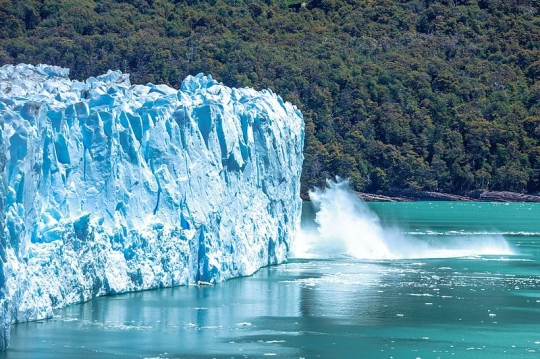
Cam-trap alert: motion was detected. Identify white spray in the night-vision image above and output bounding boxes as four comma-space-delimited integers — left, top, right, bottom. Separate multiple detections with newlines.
291, 178, 515, 259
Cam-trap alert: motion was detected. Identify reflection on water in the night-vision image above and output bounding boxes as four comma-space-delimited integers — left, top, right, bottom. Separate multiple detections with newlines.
5, 268, 305, 358
4, 252, 539, 359
2, 202, 540, 358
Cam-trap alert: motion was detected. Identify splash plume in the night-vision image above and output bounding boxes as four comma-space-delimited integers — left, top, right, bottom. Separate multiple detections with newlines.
292, 178, 515, 259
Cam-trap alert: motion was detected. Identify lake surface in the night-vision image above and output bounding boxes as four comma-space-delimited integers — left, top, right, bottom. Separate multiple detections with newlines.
2, 202, 540, 358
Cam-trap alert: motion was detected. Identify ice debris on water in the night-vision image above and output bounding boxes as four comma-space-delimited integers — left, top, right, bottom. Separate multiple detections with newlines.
0, 64, 304, 349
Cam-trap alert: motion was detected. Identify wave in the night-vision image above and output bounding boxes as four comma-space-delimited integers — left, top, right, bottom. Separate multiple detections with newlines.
291, 178, 516, 260
405, 231, 540, 237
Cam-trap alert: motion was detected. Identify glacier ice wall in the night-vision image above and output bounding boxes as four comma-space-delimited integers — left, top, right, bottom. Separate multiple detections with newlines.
0, 64, 304, 349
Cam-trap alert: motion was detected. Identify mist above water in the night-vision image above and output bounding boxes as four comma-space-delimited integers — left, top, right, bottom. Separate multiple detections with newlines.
291, 179, 515, 260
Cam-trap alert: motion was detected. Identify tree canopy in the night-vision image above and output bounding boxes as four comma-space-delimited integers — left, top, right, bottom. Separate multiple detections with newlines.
2, 0, 540, 194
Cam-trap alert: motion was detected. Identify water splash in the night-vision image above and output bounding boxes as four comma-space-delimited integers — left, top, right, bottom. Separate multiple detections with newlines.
291, 178, 515, 260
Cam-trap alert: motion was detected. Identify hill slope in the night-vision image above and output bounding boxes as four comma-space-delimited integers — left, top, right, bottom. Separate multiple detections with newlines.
1, 0, 539, 194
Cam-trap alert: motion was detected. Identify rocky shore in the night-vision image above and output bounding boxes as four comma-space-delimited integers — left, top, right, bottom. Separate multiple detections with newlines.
357, 189, 540, 202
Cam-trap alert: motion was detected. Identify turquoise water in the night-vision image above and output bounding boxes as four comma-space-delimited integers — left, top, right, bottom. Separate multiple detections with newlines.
2, 202, 540, 358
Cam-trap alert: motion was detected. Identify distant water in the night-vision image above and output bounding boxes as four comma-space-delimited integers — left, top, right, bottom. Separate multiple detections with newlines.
2, 187, 540, 358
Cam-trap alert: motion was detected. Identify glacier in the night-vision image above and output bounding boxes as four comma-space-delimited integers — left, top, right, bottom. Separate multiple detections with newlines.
0, 64, 304, 350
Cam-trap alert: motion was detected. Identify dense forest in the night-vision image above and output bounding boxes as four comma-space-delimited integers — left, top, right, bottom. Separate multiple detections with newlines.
1, 0, 540, 195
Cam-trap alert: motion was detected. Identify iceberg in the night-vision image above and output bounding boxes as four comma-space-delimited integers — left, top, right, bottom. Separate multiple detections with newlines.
0, 64, 304, 349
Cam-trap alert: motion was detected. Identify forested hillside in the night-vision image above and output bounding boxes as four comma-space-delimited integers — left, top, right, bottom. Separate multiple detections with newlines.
1, 0, 540, 194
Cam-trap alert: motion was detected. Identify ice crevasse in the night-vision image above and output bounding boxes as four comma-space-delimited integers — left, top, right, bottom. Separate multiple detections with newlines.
0, 64, 304, 349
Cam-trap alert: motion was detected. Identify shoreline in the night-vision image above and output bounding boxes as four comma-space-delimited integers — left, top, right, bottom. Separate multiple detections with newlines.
357, 189, 540, 202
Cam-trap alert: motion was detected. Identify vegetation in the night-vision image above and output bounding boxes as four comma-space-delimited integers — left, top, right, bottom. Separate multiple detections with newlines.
1, 0, 540, 195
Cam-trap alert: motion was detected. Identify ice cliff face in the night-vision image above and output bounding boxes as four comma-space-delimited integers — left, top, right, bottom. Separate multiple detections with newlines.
0, 64, 304, 349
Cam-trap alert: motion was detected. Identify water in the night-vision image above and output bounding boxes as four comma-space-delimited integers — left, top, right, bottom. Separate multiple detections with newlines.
2, 184, 540, 358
